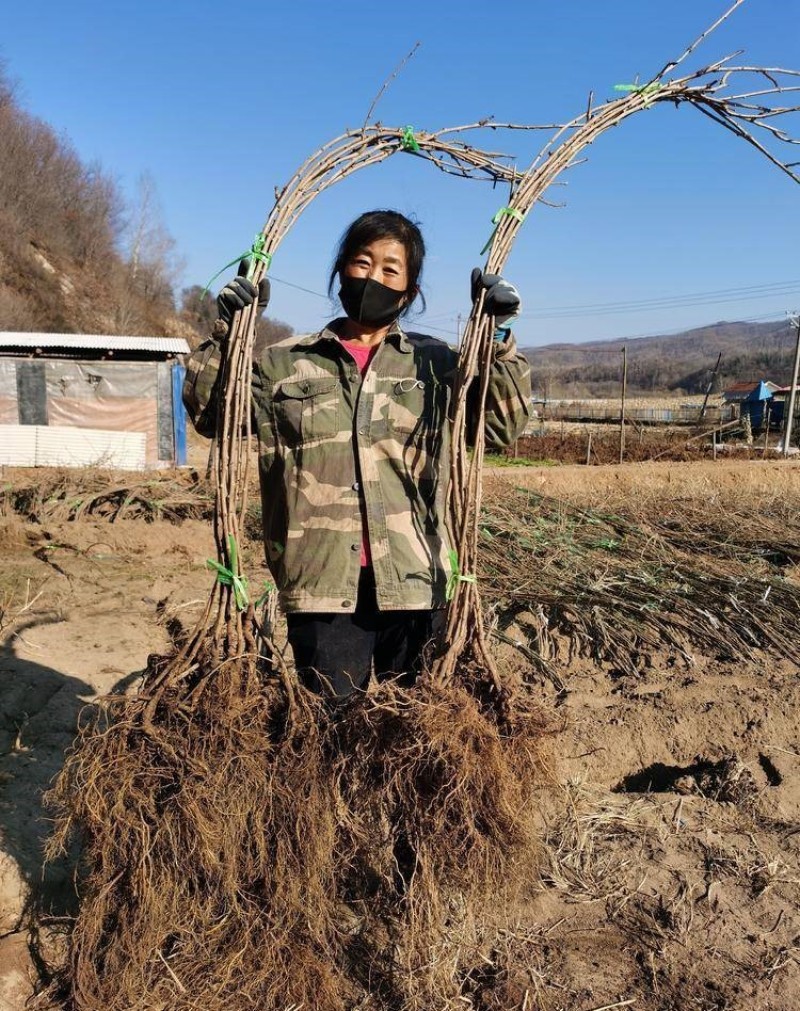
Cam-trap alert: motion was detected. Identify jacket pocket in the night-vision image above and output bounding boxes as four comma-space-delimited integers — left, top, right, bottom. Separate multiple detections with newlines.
274, 377, 339, 444
387, 378, 445, 439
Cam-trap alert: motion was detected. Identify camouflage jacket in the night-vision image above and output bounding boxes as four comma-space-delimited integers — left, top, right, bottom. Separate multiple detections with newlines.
184, 318, 532, 613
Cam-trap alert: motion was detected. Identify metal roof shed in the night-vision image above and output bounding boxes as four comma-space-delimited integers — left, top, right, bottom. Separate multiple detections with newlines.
739, 380, 775, 430
0, 333, 190, 470
722, 379, 780, 402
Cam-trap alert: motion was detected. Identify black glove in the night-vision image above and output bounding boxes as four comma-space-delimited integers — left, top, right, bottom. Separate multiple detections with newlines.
470, 268, 521, 337
217, 258, 271, 327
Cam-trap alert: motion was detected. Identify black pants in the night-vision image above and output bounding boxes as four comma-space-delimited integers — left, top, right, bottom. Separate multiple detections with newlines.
286, 568, 445, 698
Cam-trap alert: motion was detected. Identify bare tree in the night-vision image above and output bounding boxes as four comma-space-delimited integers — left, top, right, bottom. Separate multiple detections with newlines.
125, 172, 182, 302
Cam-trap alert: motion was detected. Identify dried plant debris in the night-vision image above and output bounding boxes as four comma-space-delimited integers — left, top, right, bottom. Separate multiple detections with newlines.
1, 469, 213, 524
480, 487, 800, 678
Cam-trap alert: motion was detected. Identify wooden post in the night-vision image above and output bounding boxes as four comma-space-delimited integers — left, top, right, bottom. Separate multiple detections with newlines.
586, 431, 592, 465
763, 400, 772, 456
619, 345, 628, 464
712, 430, 717, 460
782, 314, 800, 457
699, 351, 723, 421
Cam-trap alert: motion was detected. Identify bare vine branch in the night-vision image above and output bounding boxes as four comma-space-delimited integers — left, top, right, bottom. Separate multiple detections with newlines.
650, 0, 747, 81
361, 41, 421, 130
155, 120, 555, 698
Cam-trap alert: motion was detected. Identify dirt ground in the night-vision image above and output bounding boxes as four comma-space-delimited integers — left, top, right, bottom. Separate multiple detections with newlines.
0, 458, 798, 1010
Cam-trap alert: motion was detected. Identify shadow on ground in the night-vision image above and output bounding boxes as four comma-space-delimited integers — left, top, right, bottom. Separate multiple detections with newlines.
0, 615, 138, 927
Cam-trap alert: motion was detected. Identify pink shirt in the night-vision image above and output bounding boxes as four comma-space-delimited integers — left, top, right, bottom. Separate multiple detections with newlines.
342, 339, 379, 566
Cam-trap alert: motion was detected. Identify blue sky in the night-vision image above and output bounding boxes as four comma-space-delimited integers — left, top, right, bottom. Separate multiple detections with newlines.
4, 0, 800, 347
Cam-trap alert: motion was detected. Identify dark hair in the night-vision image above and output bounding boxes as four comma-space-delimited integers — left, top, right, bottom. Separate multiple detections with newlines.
328, 209, 426, 315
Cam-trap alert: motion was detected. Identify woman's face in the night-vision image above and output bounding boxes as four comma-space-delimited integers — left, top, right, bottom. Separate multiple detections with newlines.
343, 238, 409, 296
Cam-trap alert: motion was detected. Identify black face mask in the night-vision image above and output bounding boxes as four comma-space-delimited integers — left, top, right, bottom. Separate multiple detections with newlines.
339, 275, 406, 327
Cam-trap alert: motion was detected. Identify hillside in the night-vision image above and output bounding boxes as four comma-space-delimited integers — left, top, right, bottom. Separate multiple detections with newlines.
0, 70, 289, 348
0, 68, 185, 338
523, 318, 796, 398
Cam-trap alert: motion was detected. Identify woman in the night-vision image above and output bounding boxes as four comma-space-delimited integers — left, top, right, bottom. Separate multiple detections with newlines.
184, 210, 531, 697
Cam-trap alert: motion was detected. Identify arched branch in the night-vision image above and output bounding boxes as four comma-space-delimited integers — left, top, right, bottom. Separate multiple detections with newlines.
434, 0, 800, 688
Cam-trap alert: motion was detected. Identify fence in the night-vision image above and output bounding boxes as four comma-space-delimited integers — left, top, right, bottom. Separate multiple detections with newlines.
534, 401, 737, 426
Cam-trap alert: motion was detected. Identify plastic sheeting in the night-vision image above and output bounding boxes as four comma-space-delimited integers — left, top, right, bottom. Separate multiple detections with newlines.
0, 361, 17, 423
0, 397, 16, 424
45, 361, 159, 465
0, 360, 15, 396
47, 397, 158, 465
44, 361, 158, 401
1, 357, 180, 467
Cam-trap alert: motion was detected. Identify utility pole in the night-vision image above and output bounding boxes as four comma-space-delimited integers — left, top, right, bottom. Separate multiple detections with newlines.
619, 345, 628, 464
456, 313, 463, 346
783, 313, 800, 457
699, 351, 723, 422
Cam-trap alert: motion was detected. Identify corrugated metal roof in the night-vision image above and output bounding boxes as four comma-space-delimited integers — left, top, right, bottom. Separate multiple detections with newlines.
724, 380, 760, 394
0, 332, 190, 354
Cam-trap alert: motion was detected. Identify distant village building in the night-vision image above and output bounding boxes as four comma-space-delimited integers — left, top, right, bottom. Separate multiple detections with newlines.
722, 379, 781, 430
770, 384, 800, 431
721, 379, 780, 403
0, 333, 189, 469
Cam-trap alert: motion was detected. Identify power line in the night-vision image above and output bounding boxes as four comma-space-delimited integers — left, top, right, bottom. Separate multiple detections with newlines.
526, 310, 791, 349
521, 280, 800, 320
270, 274, 331, 300
526, 278, 800, 314
269, 271, 795, 339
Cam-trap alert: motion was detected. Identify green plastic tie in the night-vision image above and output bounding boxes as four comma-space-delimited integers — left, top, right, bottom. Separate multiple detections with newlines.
201, 234, 273, 300
480, 206, 525, 255
400, 126, 421, 153
255, 580, 276, 609
446, 548, 477, 602
614, 82, 662, 107
207, 535, 250, 611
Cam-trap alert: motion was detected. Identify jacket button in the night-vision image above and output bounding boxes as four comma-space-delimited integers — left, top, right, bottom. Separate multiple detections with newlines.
359, 426, 368, 435
341, 600, 352, 607
352, 481, 360, 491
350, 543, 359, 551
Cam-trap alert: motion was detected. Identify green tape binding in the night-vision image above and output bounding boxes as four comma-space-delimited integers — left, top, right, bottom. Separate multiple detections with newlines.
446, 548, 477, 602
207, 534, 250, 611
255, 581, 276, 610
201, 234, 273, 300
614, 82, 662, 107
480, 206, 525, 255
400, 126, 421, 153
